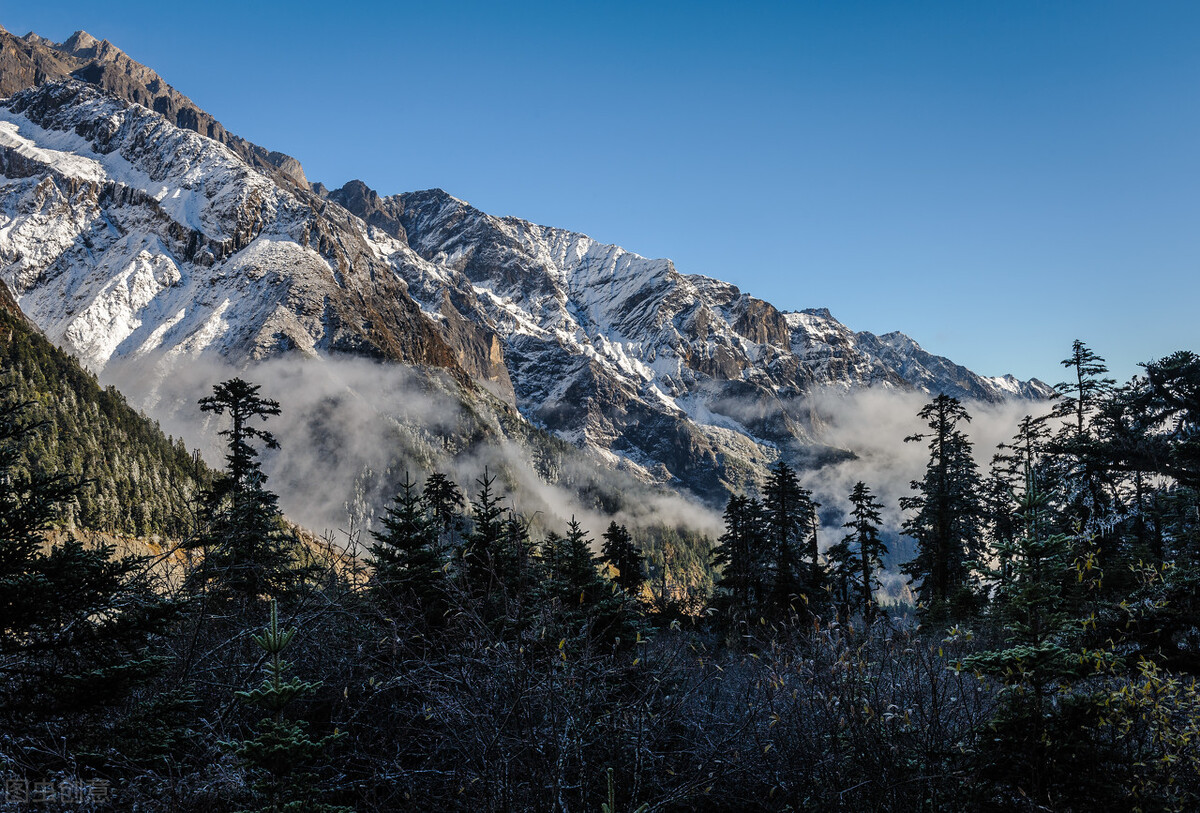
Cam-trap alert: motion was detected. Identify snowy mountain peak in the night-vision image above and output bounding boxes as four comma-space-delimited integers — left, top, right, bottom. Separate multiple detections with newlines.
0, 31, 1052, 504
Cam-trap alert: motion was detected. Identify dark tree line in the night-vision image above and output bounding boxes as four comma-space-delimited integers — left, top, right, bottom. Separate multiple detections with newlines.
5, 342, 1200, 811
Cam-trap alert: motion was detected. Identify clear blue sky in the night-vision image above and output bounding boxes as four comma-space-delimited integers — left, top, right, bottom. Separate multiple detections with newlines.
7, 1, 1198, 385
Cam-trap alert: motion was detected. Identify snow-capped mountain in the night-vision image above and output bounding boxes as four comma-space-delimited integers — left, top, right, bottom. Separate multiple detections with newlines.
0, 30, 1052, 504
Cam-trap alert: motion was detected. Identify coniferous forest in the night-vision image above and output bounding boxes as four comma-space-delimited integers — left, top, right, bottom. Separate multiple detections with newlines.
3, 323, 1200, 810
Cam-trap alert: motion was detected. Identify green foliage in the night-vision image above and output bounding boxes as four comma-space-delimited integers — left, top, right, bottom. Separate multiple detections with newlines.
10, 322, 1200, 811
226, 601, 349, 813
711, 493, 765, 620
600, 520, 645, 597
901, 394, 985, 619
0, 304, 210, 538
827, 481, 887, 623
762, 460, 824, 616
185, 379, 307, 604
368, 473, 447, 626
639, 523, 714, 615
0, 388, 180, 774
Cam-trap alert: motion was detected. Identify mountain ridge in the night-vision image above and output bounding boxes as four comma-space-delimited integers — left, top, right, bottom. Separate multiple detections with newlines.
0, 32, 1052, 507
0, 26, 308, 188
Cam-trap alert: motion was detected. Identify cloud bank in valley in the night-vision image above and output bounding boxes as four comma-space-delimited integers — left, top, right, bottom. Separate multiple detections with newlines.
101, 354, 724, 547
796, 386, 1056, 594
101, 350, 1053, 592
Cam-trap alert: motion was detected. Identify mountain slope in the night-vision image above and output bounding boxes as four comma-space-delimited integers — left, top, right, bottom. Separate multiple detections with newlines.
0, 36, 1051, 507
369, 187, 1052, 497
0, 277, 210, 537
0, 25, 307, 187
0, 80, 481, 379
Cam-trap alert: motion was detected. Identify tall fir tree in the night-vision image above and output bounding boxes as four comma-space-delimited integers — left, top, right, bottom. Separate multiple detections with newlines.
369, 473, 446, 627
827, 482, 887, 624
462, 470, 505, 598
762, 461, 824, 617
986, 414, 1056, 596
1048, 341, 1118, 538
1054, 340, 1117, 442
711, 494, 766, 621
542, 518, 630, 646
900, 394, 985, 619
422, 471, 464, 553
186, 378, 301, 604
1142, 351, 1200, 491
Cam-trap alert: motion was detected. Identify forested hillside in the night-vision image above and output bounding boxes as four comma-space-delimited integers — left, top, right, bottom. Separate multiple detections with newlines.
0, 281, 210, 538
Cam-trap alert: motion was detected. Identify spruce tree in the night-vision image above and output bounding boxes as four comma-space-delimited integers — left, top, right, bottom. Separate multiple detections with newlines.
462, 470, 505, 597
986, 414, 1056, 595
226, 600, 350, 813
900, 394, 985, 619
543, 518, 629, 645
835, 481, 887, 624
762, 461, 823, 616
422, 471, 463, 549
711, 493, 765, 620
600, 521, 645, 597
543, 519, 603, 613
369, 473, 446, 627
187, 378, 301, 604
1048, 341, 1118, 538
1054, 340, 1116, 442
496, 510, 539, 614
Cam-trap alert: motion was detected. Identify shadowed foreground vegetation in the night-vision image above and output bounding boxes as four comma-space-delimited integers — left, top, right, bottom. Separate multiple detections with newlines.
3, 341, 1200, 811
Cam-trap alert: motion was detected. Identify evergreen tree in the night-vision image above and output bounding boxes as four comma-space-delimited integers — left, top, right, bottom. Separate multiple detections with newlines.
600, 521, 645, 597
369, 473, 446, 626
462, 470, 505, 598
762, 460, 823, 616
542, 518, 629, 645
900, 394, 985, 619
543, 519, 604, 612
422, 471, 464, 550
830, 481, 887, 624
1091, 376, 1165, 562
711, 494, 765, 620
986, 414, 1056, 596
1053, 340, 1116, 442
1048, 341, 1118, 537
0, 389, 180, 770
186, 379, 300, 604
496, 509, 539, 610
226, 600, 350, 813
1142, 350, 1200, 491
965, 468, 1113, 808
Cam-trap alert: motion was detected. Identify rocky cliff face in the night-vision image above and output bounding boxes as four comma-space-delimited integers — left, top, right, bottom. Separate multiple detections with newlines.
0, 81, 496, 381
0, 26, 308, 188
371, 189, 1051, 497
0, 36, 1051, 505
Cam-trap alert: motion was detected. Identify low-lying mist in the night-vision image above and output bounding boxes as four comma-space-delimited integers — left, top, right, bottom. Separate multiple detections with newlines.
798, 385, 1055, 595
101, 353, 1052, 593
101, 353, 725, 548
